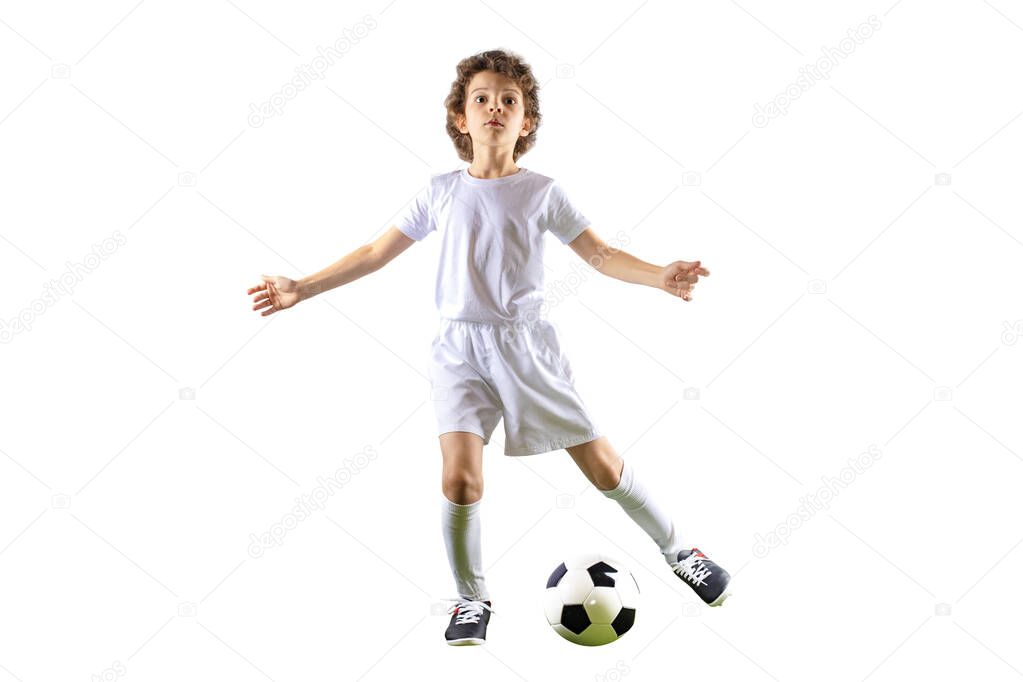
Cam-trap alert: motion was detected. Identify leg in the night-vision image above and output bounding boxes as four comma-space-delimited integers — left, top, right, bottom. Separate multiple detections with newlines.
566, 436, 686, 561
439, 431, 490, 601
566, 436, 624, 491
567, 437, 732, 605
440, 431, 485, 503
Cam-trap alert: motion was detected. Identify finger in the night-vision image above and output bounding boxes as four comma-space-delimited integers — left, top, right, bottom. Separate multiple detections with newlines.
253, 299, 272, 311
247, 283, 267, 294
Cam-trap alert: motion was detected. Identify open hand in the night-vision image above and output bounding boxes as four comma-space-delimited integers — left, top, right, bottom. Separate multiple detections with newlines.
658, 260, 710, 302
247, 274, 301, 316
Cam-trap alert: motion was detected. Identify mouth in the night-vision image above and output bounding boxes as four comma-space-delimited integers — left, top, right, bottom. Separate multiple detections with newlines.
486, 120, 503, 127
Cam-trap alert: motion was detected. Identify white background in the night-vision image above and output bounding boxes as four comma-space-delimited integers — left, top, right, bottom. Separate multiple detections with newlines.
2, 0, 1022, 680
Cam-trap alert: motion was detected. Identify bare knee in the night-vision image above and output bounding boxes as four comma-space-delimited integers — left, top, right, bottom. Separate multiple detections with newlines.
567, 438, 623, 491
439, 432, 485, 504
442, 471, 483, 504
592, 457, 623, 491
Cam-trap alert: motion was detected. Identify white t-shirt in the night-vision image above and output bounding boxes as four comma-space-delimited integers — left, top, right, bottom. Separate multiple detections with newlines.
395, 167, 590, 323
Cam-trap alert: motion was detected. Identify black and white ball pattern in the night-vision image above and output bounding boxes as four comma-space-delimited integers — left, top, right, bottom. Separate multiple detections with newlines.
544, 553, 640, 646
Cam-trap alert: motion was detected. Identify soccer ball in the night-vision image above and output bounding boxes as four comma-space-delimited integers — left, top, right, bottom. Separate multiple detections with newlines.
543, 552, 640, 646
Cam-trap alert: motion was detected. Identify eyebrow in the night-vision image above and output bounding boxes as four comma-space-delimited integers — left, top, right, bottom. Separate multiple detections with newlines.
470, 88, 521, 95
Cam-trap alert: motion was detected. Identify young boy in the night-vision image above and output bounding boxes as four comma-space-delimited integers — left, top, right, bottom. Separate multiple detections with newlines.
247, 49, 730, 646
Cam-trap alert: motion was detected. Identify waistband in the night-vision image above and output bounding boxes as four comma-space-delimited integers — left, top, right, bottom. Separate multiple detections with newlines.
439, 315, 550, 330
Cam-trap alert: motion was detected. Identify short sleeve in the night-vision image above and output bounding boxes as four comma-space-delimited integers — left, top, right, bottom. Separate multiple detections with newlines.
395, 182, 436, 241
542, 180, 590, 244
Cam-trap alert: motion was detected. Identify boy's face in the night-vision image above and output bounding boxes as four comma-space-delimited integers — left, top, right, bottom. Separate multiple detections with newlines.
456, 70, 531, 155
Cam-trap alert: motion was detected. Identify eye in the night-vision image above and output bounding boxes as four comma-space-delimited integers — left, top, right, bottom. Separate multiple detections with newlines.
474, 95, 485, 103
505, 97, 516, 104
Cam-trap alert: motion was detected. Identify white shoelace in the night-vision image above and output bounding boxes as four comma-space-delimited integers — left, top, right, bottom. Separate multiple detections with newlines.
444, 597, 495, 624
673, 552, 712, 587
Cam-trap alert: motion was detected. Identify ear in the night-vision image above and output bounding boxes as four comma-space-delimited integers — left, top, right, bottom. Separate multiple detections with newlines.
520, 117, 532, 137
456, 112, 468, 135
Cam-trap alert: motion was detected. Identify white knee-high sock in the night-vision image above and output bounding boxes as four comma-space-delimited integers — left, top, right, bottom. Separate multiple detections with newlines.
441, 496, 490, 601
600, 458, 687, 564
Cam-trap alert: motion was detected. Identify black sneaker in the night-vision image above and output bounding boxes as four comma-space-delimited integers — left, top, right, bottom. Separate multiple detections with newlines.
444, 597, 494, 645
669, 548, 732, 606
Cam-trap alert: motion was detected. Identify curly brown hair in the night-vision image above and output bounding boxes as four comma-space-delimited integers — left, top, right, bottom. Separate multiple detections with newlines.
444, 49, 542, 162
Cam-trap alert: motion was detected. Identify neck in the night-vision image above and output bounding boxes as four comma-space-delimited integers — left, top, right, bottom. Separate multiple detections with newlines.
466, 146, 519, 179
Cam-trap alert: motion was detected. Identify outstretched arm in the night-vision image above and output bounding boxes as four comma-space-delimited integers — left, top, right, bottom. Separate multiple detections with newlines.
296, 226, 415, 300
247, 226, 416, 316
566, 228, 710, 302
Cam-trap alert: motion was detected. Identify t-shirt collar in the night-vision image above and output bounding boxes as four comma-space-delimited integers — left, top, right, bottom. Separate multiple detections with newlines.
460, 167, 530, 186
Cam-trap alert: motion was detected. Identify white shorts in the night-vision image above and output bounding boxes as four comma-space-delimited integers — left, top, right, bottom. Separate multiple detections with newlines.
428, 317, 602, 456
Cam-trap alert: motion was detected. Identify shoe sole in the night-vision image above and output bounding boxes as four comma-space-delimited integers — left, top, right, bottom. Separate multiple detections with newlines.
446, 637, 485, 646
707, 579, 733, 607
708, 590, 731, 607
